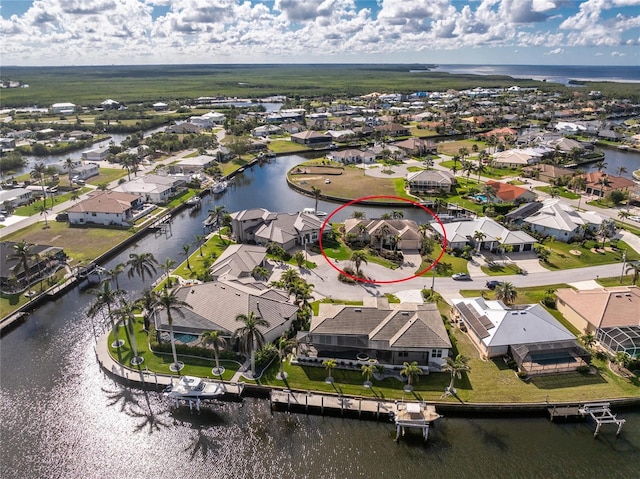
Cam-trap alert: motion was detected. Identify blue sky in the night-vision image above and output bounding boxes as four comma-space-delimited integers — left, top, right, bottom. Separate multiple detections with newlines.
1, 0, 638, 66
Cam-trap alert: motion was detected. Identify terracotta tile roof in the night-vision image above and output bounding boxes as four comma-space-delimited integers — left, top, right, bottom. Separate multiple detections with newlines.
485, 180, 531, 202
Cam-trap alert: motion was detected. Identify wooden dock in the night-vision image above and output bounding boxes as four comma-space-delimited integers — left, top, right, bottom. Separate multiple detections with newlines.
394, 402, 441, 442
548, 402, 626, 437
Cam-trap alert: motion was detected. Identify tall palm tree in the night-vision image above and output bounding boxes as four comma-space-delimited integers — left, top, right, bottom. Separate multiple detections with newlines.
361, 363, 376, 388
293, 250, 305, 268
9, 240, 39, 284
126, 252, 158, 282
181, 244, 192, 270
322, 358, 337, 383
202, 330, 226, 376
350, 250, 368, 274
194, 234, 206, 256
475, 162, 486, 181
107, 263, 125, 290
311, 186, 322, 212
442, 354, 470, 396
234, 311, 270, 378
351, 210, 366, 219
472, 230, 486, 254
400, 361, 422, 392
625, 261, 640, 285
30, 162, 48, 208
280, 268, 301, 289
63, 157, 75, 186
160, 257, 176, 282
276, 334, 295, 380
207, 205, 227, 228
495, 282, 518, 305
461, 160, 474, 187
36, 204, 50, 227
595, 160, 608, 172
616, 166, 628, 176
154, 288, 191, 372
88, 281, 125, 347
135, 288, 157, 330
597, 175, 611, 198
377, 223, 390, 250
115, 301, 143, 365
618, 210, 630, 227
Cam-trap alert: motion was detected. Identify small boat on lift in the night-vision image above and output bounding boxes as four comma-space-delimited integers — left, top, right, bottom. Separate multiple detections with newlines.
186, 196, 201, 208
163, 376, 226, 401
210, 180, 228, 194
302, 207, 328, 217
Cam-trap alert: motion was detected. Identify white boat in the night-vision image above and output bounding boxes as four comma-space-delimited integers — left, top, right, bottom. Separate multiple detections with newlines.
302, 207, 328, 217
163, 376, 226, 401
186, 196, 201, 207
210, 180, 228, 194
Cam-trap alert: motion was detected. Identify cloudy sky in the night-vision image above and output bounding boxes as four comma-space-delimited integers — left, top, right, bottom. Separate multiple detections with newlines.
1, 0, 639, 66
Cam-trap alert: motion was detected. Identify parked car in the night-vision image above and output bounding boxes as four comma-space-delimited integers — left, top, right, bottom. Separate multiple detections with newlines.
325, 179, 331, 184
55, 212, 69, 222
452, 273, 471, 281
486, 280, 503, 290
0, 214, 5, 222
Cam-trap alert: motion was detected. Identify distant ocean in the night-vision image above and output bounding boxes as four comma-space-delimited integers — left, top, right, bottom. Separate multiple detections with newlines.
432, 64, 640, 84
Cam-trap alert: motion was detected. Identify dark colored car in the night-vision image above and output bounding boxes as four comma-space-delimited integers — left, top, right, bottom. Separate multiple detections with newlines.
486, 280, 503, 290
55, 213, 69, 222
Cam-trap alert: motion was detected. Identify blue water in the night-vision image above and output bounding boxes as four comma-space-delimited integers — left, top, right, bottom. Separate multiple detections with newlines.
174, 333, 199, 344
474, 194, 488, 203
434, 64, 640, 85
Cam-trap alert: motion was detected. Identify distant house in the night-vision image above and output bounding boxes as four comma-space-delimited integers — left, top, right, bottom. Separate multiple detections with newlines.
394, 138, 437, 156
209, 244, 268, 281
252, 125, 283, 138
81, 147, 110, 162
491, 149, 544, 168
521, 164, 574, 182
555, 286, 640, 358
50, 102, 76, 114
173, 155, 215, 174
520, 198, 604, 241
0, 138, 16, 152
113, 174, 182, 204
325, 129, 356, 142
343, 218, 421, 250
0, 188, 32, 207
101, 99, 120, 109
433, 217, 537, 252
485, 180, 536, 204
327, 148, 376, 165
582, 172, 636, 198
69, 163, 100, 180
153, 280, 298, 345
152, 102, 169, 111
406, 169, 455, 194
166, 123, 201, 134
189, 111, 224, 128
451, 297, 588, 375
299, 299, 451, 370
230, 208, 325, 251
480, 127, 518, 142
290, 130, 332, 147
0, 241, 66, 291
67, 191, 142, 226
375, 123, 411, 137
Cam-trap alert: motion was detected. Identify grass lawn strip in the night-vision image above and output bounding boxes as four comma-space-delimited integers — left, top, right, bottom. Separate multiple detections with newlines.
543, 239, 639, 270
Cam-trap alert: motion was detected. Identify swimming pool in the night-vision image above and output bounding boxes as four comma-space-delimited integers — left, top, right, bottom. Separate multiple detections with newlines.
473, 195, 488, 203
173, 333, 199, 344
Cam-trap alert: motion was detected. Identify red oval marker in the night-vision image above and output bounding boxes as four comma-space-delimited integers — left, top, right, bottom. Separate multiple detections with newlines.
318, 196, 448, 284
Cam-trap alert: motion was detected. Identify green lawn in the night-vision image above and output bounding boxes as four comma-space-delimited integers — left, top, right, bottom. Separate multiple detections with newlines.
481, 262, 522, 276
172, 233, 233, 280
416, 243, 469, 277
319, 226, 400, 270
439, 160, 518, 179
164, 188, 198, 208
268, 140, 310, 153
311, 298, 364, 315
86, 168, 128, 185
534, 186, 581, 200
542, 240, 639, 270
596, 275, 636, 287
14, 188, 91, 216
0, 270, 66, 318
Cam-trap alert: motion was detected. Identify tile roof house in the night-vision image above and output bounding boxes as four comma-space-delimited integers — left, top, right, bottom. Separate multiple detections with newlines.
154, 280, 298, 345
451, 298, 588, 375
290, 130, 332, 147
327, 148, 376, 165
521, 163, 575, 182
344, 218, 421, 250
520, 198, 604, 242
433, 217, 537, 252
485, 180, 536, 203
582, 172, 636, 198
209, 244, 268, 281
113, 174, 182, 204
0, 241, 66, 290
299, 299, 451, 370
491, 149, 543, 168
67, 191, 142, 226
406, 169, 456, 194
393, 138, 437, 156
230, 208, 325, 251
555, 286, 640, 358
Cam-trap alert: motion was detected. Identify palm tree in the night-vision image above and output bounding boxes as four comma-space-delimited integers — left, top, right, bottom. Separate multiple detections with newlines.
322, 358, 337, 384
160, 257, 176, 283
135, 288, 157, 330
580, 333, 596, 350
251, 265, 270, 281
595, 160, 608, 172
88, 281, 125, 348
618, 210, 630, 227
107, 263, 125, 290
30, 162, 48, 208
391, 209, 404, 219
400, 361, 422, 392
361, 363, 376, 388
597, 175, 612, 198
234, 311, 270, 378
461, 160, 474, 186
280, 268, 301, 289
182, 244, 192, 270
472, 230, 486, 254
293, 250, 305, 268
36, 203, 50, 227
350, 250, 368, 274
63, 157, 75, 186
377, 223, 390, 250
442, 354, 470, 396
9, 240, 38, 285
495, 282, 518, 305
202, 330, 226, 376
351, 210, 366, 219
276, 334, 295, 380
194, 234, 206, 256
616, 166, 628, 176
311, 186, 321, 212
126, 252, 158, 282
154, 288, 191, 372
115, 302, 144, 365
475, 162, 486, 181
458, 146, 469, 162
625, 261, 640, 285
70, 191, 80, 202
207, 205, 227, 228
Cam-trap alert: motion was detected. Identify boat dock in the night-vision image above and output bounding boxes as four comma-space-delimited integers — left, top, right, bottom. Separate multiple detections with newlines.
394, 402, 441, 442
548, 402, 626, 437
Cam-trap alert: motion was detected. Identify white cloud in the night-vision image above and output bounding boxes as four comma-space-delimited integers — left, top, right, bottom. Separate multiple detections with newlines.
611, 50, 626, 56
544, 47, 565, 54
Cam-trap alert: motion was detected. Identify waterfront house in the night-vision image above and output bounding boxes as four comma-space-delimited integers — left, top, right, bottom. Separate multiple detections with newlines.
290, 130, 332, 147
69, 163, 100, 180
252, 125, 283, 138
50, 102, 76, 114
343, 218, 421, 250
0, 241, 66, 291
0, 187, 32, 207
582, 172, 636, 198
451, 298, 588, 375
491, 149, 543, 169
393, 138, 437, 157
81, 147, 110, 162
209, 244, 268, 281
230, 208, 324, 251
374, 123, 411, 137
173, 155, 215, 174
520, 198, 604, 242
521, 164, 574, 182
67, 191, 142, 226
485, 180, 536, 204
327, 148, 376, 165
433, 217, 537, 252
113, 174, 182, 204
406, 169, 455, 194
298, 298, 451, 371
555, 286, 640, 358
153, 279, 298, 345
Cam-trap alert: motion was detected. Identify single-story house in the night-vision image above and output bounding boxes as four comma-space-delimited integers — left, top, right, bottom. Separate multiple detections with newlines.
152, 102, 168, 111
0, 138, 16, 152
189, 111, 225, 128
165, 123, 201, 134
67, 191, 142, 226
153, 279, 298, 345
433, 217, 537, 252
374, 123, 411, 137
406, 169, 455, 194
113, 174, 182, 204
230, 208, 325, 251
0, 241, 66, 291
209, 244, 268, 281
0, 188, 32, 207
485, 180, 536, 204
299, 298, 451, 370
290, 130, 332, 147
393, 138, 437, 156
521, 164, 575, 182
252, 125, 283, 138
326, 148, 376, 165
173, 155, 216, 174
344, 218, 421, 250
582, 172, 636, 198
325, 129, 356, 142
81, 147, 110, 162
51, 159, 82, 174
555, 286, 640, 358
69, 163, 100, 180
491, 149, 542, 168
521, 198, 604, 241
451, 298, 588, 375
51, 102, 76, 114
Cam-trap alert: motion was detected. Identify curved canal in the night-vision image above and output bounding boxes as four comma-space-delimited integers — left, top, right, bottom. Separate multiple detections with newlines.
1, 155, 639, 479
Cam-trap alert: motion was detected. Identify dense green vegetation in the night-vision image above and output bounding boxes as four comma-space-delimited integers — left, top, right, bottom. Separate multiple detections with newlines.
5, 64, 635, 108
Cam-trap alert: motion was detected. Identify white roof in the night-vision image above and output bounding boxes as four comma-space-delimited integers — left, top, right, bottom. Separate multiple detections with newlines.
524, 198, 604, 232
435, 217, 536, 246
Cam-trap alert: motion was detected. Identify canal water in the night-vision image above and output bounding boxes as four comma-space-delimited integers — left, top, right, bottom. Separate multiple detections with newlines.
1, 155, 639, 479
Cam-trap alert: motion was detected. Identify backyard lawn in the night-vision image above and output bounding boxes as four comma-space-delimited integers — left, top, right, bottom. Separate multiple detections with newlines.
542, 240, 639, 270
415, 243, 469, 277
534, 186, 581, 200
86, 167, 128, 185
